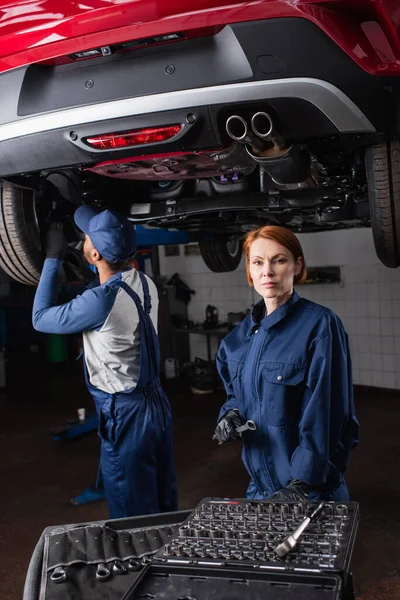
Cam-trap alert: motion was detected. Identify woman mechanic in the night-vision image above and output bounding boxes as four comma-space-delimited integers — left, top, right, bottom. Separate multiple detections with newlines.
213, 226, 359, 501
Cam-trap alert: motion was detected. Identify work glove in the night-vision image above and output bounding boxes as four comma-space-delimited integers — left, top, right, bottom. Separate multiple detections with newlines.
213, 409, 243, 444
46, 225, 67, 260
270, 479, 311, 501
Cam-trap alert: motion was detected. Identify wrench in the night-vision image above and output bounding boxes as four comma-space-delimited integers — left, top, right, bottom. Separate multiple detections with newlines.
127, 558, 141, 571
112, 560, 127, 574
235, 420, 257, 434
96, 563, 111, 581
213, 420, 257, 444
50, 566, 67, 584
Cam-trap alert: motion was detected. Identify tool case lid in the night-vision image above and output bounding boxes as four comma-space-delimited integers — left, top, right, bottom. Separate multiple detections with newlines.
122, 563, 343, 600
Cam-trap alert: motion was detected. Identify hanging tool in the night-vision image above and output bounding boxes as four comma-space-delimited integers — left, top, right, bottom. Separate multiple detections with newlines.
127, 558, 141, 571
96, 563, 111, 581
274, 501, 325, 558
50, 566, 67, 584
112, 560, 127, 574
204, 304, 219, 329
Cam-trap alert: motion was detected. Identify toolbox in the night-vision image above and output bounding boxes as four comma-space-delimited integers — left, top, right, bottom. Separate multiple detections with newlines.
122, 497, 359, 600
26, 498, 359, 600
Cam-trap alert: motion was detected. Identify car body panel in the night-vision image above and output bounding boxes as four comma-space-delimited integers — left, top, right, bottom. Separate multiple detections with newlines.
0, 1, 399, 75
3, 13, 398, 180
0, 2, 398, 283
0, 78, 375, 143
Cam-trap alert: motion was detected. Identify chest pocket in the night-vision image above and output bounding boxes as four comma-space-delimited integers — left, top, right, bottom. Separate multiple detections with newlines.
262, 361, 306, 427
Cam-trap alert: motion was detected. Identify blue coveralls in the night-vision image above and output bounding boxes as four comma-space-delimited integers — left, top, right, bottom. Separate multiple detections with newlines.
33, 259, 178, 518
85, 274, 177, 518
217, 291, 359, 501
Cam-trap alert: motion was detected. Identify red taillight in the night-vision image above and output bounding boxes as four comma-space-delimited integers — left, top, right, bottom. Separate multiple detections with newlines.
86, 125, 182, 149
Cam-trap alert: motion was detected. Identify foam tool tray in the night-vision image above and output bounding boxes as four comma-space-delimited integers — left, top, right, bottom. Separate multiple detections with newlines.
153, 498, 359, 579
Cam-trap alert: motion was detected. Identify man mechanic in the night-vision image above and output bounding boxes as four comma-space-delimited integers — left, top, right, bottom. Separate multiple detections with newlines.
32, 206, 178, 518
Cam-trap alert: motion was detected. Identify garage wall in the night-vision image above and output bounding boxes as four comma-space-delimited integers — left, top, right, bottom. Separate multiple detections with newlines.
159, 228, 400, 389
159, 249, 256, 364
297, 229, 400, 389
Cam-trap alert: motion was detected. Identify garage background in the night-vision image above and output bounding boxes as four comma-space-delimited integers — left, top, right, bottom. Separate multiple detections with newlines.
1, 227, 400, 600
160, 227, 400, 390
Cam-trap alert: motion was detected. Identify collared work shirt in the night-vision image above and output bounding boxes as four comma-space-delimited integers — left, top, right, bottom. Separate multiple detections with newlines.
32, 259, 158, 394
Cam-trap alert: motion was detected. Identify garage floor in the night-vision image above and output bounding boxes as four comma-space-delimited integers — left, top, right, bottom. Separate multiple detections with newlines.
1, 352, 400, 600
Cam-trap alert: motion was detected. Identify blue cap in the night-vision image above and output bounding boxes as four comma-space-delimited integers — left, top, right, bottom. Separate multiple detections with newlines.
74, 206, 136, 263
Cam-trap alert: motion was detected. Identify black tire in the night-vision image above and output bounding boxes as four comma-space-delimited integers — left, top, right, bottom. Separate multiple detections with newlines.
0, 182, 42, 285
365, 140, 400, 268
199, 237, 243, 272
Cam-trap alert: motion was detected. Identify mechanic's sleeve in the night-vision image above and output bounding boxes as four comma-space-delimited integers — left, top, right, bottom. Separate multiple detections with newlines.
290, 320, 360, 487
216, 339, 240, 422
32, 258, 115, 334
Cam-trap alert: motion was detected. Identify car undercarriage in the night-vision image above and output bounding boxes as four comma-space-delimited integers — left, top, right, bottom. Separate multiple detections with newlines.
0, 4, 400, 283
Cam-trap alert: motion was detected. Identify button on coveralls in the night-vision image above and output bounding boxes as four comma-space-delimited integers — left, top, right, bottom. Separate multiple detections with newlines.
217, 292, 359, 501
33, 259, 178, 518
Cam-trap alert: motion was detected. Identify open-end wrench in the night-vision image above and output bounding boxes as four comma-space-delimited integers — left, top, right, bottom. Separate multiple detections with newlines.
213, 420, 257, 444
235, 420, 257, 434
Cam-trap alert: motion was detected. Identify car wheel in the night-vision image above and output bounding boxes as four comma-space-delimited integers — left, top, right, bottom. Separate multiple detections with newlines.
0, 182, 42, 285
199, 236, 243, 272
365, 140, 400, 268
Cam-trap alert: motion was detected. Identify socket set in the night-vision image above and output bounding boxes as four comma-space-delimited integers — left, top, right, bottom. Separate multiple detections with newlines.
153, 497, 359, 576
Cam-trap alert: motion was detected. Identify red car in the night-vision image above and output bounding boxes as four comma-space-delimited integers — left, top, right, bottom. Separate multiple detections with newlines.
0, 0, 399, 284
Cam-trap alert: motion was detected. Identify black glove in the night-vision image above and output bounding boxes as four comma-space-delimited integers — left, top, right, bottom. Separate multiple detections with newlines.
213, 409, 243, 443
46, 225, 67, 260
270, 479, 311, 501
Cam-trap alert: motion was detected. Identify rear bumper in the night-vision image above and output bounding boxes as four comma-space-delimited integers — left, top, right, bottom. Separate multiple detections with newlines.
0, 78, 376, 144
0, 17, 398, 177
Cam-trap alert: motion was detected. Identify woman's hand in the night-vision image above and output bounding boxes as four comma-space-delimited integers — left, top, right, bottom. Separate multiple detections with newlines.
270, 479, 311, 501
213, 409, 243, 444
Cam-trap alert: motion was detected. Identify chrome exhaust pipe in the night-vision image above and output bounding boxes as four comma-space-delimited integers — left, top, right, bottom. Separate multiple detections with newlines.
226, 115, 265, 153
247, 112, 309, 185
227, 112, 309, 185
250, 111, 285, 151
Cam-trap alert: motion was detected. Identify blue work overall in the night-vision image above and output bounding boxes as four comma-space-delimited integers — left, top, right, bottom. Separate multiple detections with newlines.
85, 272, 178, 518
217, 293, 359, 502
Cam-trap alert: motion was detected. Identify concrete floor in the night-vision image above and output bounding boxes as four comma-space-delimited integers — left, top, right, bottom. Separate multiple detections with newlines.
1, 352, 400, 600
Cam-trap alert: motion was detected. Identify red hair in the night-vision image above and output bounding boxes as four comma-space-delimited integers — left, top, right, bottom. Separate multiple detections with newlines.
243, 225, 307, 286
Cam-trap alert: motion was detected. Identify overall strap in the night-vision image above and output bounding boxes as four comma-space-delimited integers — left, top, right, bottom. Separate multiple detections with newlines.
115, 275, 160, 380
116, 280, 145, 316
138, 271, 152, 316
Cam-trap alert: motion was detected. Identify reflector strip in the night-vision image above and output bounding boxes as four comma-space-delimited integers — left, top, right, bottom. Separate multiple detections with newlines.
86, 125, 182, 149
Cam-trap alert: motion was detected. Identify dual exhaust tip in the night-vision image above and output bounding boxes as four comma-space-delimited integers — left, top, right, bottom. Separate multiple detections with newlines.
226, 112, 283, 153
